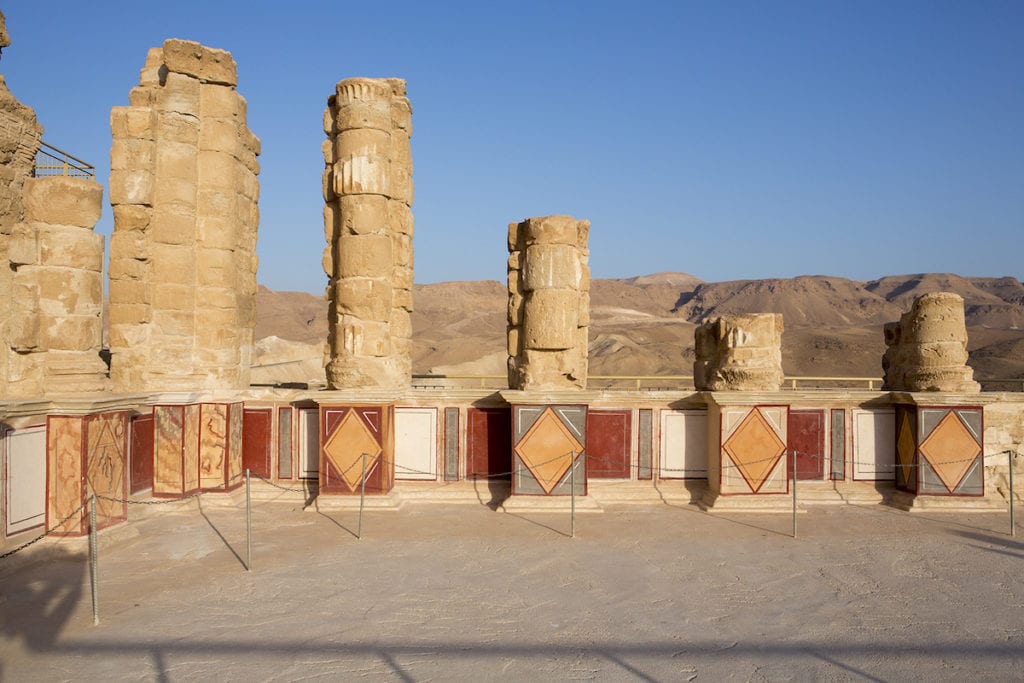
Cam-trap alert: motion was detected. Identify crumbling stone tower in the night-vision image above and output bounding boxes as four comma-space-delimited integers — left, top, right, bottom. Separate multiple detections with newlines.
882, 291, 980, 393
322, 78, 414, 390
694, 313, 784, 391
108, 40, 260, 391
507, 215, 590, 391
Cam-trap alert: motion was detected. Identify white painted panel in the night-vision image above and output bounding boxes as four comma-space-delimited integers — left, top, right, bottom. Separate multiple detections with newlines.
6, 426, 47, 535
299, 409, 319, 479
660, 410, 708, 478
853, 409, 895, 480
395, 408, 437, 480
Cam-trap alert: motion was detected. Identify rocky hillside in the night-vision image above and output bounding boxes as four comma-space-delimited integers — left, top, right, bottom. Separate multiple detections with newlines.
253, 273, 1024, 384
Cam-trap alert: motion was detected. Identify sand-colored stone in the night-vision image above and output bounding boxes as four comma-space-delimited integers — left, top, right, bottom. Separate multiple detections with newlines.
324, 77, 413, 390
507, 215, 590, 391
109, 40, 259, 392
694, 313, 784, 391
882, 292, 980, 393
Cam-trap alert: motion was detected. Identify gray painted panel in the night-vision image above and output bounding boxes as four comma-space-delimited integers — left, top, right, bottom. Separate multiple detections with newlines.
958, 409, 983, 442
444, 408, 459, 481
638, 409, 652, 480
830, 409, 845, 480
514, 406, 545, 442
278, 408, 292, 479
919, 408, 946, 440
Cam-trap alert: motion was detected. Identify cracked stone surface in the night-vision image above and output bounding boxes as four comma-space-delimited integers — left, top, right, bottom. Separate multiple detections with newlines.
1, 498, 1022, 680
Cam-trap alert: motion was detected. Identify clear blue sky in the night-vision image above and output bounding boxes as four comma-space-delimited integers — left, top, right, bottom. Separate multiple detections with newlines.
3, 1, 1022, 293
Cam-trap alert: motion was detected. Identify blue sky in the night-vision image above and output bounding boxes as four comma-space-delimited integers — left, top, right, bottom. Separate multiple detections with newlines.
3, 1, 1022, 293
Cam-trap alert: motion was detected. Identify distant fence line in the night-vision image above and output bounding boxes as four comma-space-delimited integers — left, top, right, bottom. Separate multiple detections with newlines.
33, 141, 95, 178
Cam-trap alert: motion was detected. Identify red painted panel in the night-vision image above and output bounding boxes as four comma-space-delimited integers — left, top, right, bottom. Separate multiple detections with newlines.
788, 410, 825, 480
467, 407, 511, 479
130, 414, 154, 494
242, 409, 273, 480
586, 410, 631, 479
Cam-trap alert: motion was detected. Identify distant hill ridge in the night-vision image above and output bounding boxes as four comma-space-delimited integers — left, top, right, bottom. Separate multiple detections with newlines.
254, 273, 1024, 382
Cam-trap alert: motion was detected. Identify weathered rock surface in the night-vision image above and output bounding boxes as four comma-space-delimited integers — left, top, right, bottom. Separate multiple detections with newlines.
694, 313, 784, 391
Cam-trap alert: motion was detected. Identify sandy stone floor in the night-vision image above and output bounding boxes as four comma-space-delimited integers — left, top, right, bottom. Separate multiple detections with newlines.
1, 495, 1022, 681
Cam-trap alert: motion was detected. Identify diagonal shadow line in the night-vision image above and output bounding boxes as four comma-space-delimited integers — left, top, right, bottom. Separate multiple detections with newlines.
196, 499, 245, 570
500, 511, 571, 538
379, 650, 415, 683
598, 649, 659, 682
966, 543, 1024, 559
806, 647, 888, 682
316, 511, 359, 539
152, 648, 170, 683
951, 529, 1024, 551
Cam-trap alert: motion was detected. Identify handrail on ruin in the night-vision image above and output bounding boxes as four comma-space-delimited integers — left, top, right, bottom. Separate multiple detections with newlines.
33, 140, 95, 178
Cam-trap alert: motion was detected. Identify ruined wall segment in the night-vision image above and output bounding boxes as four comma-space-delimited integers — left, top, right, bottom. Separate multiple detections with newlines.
694, 313, 784, 391
322, 78, 413, 390
3, 177, 107, 396
507, 215, 590, 391
882, 291, 980, 393
108, 39, 260, 392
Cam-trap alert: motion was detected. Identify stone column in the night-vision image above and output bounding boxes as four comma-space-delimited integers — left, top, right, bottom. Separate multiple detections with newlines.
108, 40, 260, 392
4, 177, 107, 396
0, 9, 44, 396
507, 215, 590, 391
693, 313, 784, 392
882, 292, 980, 393
322, 78, 413, 390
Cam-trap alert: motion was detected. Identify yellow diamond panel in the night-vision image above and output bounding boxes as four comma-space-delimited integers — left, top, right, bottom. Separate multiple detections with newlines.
919, 411, 981, 493
897, 411, 916, 488
515, 408, 583, 494
723, 409, 786, 493
324, 411, 382, 491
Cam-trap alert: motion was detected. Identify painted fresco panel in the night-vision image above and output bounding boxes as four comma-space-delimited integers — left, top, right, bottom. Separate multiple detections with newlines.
199, 403, 228, 489
830, 409, 846, 480
466, 407, 511, 479
637, 409, 653, 480
319, 405, 393, 495
299, 408, 318, 478
586, 410, 631, 479
130, 414, 154, 494
512, 405, 586, 496
183, 404, 201, 494
228, 403, 244, 485
6, 426, 46, 535
395, 408, 437, 480
243, 408, 273, 480
85, 412, 129, 530
788, 410, 825, 480
660, 410, 708, 479
47, 416, 84, 536
278, 407, 293, 479
444, 408, 459, 482
916, 407, 984, 496
720, 406, 788, 495
895, 405, 917, 491
853, 409, 895, 481
153, 406, 184, 496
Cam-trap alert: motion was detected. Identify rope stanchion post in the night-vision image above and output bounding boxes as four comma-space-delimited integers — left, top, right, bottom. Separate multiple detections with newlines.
245, 468, 252, 571
1009, 450, 1015, 538
358, 453, 367, 540
791, 450, 797, 539
570, 451, 576, 539
89, 493, 99, 626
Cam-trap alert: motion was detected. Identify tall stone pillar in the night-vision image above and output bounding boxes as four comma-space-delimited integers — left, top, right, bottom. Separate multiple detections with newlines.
0, 9, 44, 396
882, 292, 979, 393
4, 177, 107, 396
694, 313, 784, 392
322, 77, 413, 390
108, 39, 260, 392
507, 215, 590, 391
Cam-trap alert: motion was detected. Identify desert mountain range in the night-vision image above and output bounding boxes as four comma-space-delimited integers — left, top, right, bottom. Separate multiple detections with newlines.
253, 273, 1024, 385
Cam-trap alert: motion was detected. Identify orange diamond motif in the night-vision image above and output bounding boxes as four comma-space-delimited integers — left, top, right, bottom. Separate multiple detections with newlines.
919, 411, 981, 493
324, 411, 382, 491
897, 412, 916, 487
723, 409, 786, 493
515, 408, 584, 494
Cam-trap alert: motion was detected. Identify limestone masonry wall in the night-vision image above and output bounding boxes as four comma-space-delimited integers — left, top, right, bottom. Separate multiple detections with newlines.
694, 313, 784, 391
108, 39, 260, 391
882, 292, 980, 393
322, 77, 413, 390
2, 177, 107, 396
507, 215, 590, 391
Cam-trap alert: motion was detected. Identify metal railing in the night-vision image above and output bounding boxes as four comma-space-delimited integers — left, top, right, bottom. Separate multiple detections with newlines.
33, 141, 94, 178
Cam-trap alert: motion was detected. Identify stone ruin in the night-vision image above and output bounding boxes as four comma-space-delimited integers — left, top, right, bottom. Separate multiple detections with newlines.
507, 215, 590, 391
322, 78, 414, 390
882, 291, 980, 393
694, 313, 784, 391
108, 39, 261, 392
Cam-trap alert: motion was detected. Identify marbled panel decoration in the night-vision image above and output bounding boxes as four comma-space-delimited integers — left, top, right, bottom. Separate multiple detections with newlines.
719, 406, 789, 495
46, 416, 85, 535
85, 411, 128, 529
199, 403, 228, 490
183, 404, 201, 494
319, 405, 394, 495
228, 402, 243, 487
512, 405, 586, 496
153, 405, 185, 496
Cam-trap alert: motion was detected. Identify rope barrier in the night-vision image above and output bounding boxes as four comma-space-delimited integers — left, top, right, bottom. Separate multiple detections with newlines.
0, 500, 88, 561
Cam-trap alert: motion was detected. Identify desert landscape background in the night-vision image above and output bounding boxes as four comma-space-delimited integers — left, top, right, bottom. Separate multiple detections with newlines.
253, 272, 1024, 387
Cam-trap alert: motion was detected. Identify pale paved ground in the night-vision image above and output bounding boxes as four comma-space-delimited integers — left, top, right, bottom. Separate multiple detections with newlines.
1, 495, 1023, 681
